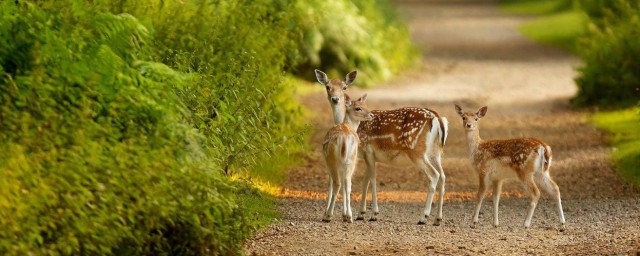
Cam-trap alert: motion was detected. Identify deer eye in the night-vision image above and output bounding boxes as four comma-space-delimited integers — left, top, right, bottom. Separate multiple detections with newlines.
463, 117, 467, 121
342, 86, 347, 90
355, 106, 362, 111
475, 117, 478, 121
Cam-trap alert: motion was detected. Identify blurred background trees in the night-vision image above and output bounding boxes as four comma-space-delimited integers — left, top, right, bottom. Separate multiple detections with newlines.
502, 0, 640, 186
574, 0, 640, 107
0, 0, 417, 255
502, 0, 640, 107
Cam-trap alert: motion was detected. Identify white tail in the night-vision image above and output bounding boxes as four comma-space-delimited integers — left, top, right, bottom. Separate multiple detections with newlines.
315, 69, 449, 225
455, 104, 565, 231
322, 94, 374, 223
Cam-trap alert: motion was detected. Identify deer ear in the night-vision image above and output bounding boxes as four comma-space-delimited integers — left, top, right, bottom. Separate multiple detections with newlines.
454, 104, 464, 117
315, 69, 329, 85
357, 93, 367, 103
345, 70, 357, 86
344, 94, 352, 106
477, 106, 488, 118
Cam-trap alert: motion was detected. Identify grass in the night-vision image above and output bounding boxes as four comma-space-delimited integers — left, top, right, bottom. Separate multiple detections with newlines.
592, 109, 640, 187
499, 0, 587, 53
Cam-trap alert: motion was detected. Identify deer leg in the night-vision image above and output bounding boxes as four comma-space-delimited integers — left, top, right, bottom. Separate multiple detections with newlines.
322, 177, 334, 222
523, 177, 541, 228
473, 174, 489, 226
369, 168, 379, 221
325, 172, 341, 222
418, 160, 439, 225
341, 165, 353, 223
492, 180, 503, 227
535, 172, 566, 231
341, 170, 348, 222
345, 164, 356, 223
357, 154, 375, 221
430, 154, 446, 226
356, 169, 370, 221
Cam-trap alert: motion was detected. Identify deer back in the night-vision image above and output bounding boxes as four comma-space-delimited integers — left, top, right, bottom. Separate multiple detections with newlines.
357, 107, 442, 161
323, 123, 359, 164
475, 138, 550, 175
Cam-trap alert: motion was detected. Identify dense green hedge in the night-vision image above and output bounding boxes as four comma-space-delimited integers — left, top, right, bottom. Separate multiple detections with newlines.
0, 0, 303, 255
0, 0, 416, 255
573, 0, 640, 107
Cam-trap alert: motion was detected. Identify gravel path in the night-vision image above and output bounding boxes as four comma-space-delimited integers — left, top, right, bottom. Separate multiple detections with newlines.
246, 0, 640, 255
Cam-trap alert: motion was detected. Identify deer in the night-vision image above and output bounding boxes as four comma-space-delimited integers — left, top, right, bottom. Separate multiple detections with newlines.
315, 69, 448, 225
454, 104, 565, 231
322, 93, 374, 223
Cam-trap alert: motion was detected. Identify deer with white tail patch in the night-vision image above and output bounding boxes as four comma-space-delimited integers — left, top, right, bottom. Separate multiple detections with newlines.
454, 104, 565, 231
322, 94, 374, 223
315, 69, 448, 225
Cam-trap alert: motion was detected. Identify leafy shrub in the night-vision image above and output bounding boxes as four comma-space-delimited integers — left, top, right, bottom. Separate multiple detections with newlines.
0, 0, 305, 255
573, 0, 640, 107
293, 0, 419, 86
578, 0, 640, 26
0, 0, 417, 254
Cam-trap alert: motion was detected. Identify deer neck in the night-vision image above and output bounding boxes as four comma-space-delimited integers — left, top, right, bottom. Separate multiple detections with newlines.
465, 129, 482, 157
343, 113, 361, 131
331, 103, 346, 125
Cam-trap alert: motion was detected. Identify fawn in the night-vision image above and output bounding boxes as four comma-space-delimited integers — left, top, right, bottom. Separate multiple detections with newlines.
322, 94, 374, 223
315, 69, 448, 225
455, 104, 565, 230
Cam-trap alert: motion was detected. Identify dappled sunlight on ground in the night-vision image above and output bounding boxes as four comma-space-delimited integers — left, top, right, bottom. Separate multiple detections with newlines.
277, 188, 526, 202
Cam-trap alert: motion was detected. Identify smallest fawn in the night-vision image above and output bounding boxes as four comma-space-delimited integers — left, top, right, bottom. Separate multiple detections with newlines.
455, 104, 565, 230
322, 94, 374, 223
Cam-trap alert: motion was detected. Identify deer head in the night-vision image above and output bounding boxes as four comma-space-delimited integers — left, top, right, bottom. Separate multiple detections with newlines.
315, 69, 357, 105
455, 104, 487, 131
344, 93, 374, 123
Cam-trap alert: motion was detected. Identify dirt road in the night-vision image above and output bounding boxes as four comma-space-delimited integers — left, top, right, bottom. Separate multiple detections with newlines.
246, 0, 640, 255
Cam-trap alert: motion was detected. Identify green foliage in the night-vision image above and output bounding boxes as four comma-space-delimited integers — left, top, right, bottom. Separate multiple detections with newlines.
0, 0, 417, 254
579, 0, 640, 26
501, 0, 640, 108
136, 0, 308, 176
293, 0, 419, 86
499, 0, 587, 53
0, 0, 307, 255
519, 11, 587, 52
592, 109, 640, 187
500, 0, 577, 15
573, 0, 640, 107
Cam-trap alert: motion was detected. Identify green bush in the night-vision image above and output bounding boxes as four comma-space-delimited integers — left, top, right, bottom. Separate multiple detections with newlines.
0, 0, 417, 254
573, 0, 640, 107
0, 0, 305, 255
579, 0, 640, 26
293, 0, 419, 86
